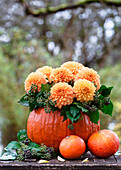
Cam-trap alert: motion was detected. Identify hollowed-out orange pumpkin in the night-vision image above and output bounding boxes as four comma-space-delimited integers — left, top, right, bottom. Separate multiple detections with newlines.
27, 108, 100, 152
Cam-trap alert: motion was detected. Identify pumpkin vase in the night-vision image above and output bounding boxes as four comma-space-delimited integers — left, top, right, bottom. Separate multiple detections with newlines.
27, 108, 100, 152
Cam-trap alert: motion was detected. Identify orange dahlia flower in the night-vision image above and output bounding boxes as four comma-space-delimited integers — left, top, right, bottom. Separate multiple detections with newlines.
75, 67, 101, 90
73, 79, 96, 103
36, 66, 53, 79
50, 82, 75, 109
61, 61, 84, 76
25, 72, 47, 92
49, 67, 74, 83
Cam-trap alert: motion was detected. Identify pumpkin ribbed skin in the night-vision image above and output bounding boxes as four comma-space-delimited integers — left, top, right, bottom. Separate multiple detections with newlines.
27, 108, 100, 152
88, 129, 120, 158
59, 135, 86, 159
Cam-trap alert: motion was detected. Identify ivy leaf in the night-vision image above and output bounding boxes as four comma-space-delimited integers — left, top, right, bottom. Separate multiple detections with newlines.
61, 105, 70, 113
60, 110, 68, 122
70, 106, 80, 117
88, 110, 99, 124
31, 147, 43, 153
28, 142, 40, 148
29, 101, 35, 112
50, 105, 58, 113
62, 114, 68, 122
41, 84, 51, 92
73, 102, 88, 112
99, 95, 104, 100
18, 95, 29, 107
5, 141, 21, 150
66, 111, 75, 123
98, 85, 113, 97
101, 101, 113, 116
77, 106, 88, 113
0, 150, 17, 160
74, 114, 81, 122
36, 91, 42, 98
17, 129, 28, 142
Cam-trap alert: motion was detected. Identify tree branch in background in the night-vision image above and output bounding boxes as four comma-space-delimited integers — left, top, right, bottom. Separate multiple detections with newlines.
20, 0, 121, 17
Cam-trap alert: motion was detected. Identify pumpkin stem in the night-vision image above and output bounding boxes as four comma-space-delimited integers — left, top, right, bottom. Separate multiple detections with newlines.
68, 123, 74, 130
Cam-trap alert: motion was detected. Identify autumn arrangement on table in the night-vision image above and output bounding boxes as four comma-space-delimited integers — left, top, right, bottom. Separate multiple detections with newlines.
18, 61, 113, 151
1, 61, 119, 162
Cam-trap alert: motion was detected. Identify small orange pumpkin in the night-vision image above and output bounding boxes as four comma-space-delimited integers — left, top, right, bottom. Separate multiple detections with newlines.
27, 108, 100, 152
88, 129, 120, 158
59, 135, 86, 159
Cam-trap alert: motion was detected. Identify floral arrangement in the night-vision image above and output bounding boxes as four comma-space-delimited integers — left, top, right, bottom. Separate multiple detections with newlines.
18, 61, 113, 128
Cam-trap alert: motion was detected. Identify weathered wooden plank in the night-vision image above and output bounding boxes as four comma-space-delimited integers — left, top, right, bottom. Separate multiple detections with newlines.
0, 151, 121, 170
104, 155, 117, 164
93, 158, 106, 163
114, 155, 121, 163
0, 162, 120, 170
114, 154, 121, 170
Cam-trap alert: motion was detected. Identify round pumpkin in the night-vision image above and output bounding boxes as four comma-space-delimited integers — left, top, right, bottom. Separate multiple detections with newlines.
59, 135, 86, 159
88, 129, 120, 158
27, 108, 100, 152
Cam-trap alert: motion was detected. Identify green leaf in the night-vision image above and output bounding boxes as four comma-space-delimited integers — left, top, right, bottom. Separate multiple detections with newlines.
41, 84, 51, 92
61, 105, 70, 113
73, 102, 88, 112
0, 150, 17, 160
17, 129, 27, 142
62, 115, 68, 122
74, 113, 81, 122
61, 105, 70, 122
60, 110, 68, 122
98, 85, 113, 97
50, 105, 58, 113
5, 141, 21, 150
29, 101, 35, 112
66, 111, 75, 123
36, 91, 42, 98
77, 106, 88, 112
70, 106, 80, 117
99, 95, 104, 100
31, 147, 42, 152
28, 142, 40, 148
18, 95, 29, 107
101, 101, 113, 116
88, 110, 99, 124
98, 85, 107, 92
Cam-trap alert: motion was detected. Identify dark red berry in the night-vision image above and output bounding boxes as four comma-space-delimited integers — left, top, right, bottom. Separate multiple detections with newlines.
104, 101, 110, 106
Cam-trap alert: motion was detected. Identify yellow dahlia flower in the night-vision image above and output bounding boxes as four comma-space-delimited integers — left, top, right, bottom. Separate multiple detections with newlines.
36, 66, 53, 79
75, 67, 101, 90
49, 67, 74, 83
50, 82, 75, 109
25, 72, 47, 92
73, 79, 96, 103
61, 61, 84, 76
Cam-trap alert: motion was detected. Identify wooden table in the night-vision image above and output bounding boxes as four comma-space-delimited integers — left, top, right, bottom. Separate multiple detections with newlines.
0, 151, 121, 170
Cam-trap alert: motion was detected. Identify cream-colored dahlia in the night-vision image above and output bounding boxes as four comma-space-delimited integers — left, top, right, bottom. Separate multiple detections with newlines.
36, 66, 53, 79
50, 82, 75, 109
61, 61, 84, 76
73, 79, 96, 103
49, 67, 74, 83
25, 72, 47, 92
75, 67, 101, 90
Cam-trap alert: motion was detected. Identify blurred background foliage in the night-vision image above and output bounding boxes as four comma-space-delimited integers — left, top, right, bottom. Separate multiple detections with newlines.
0, 0, 121, 150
